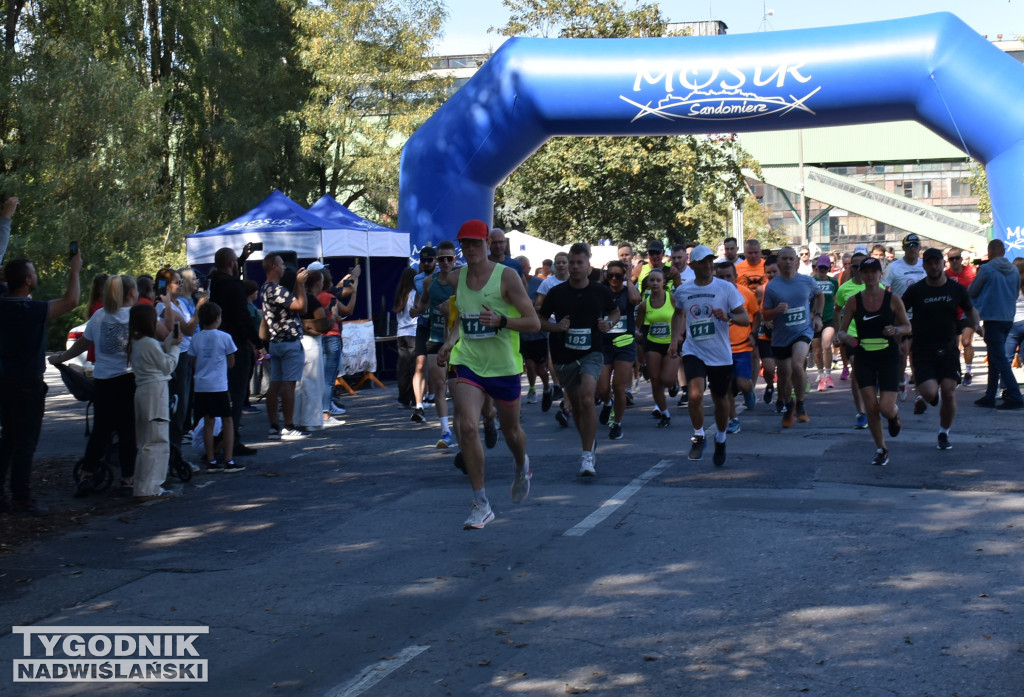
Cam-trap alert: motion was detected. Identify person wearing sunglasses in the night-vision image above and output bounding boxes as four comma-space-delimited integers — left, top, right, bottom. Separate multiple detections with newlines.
596, 260, 640, 441
632, 238, 681, 292
437, 220, 540, 529
882, 233, 928, 401
413, 241, 458, 448
838, 257, 911, 467
945, 247, 977, 385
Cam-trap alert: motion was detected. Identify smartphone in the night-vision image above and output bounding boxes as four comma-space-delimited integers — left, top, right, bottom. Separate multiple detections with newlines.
68, 241, 78, 260
156, 279, 168, 295
172, 322, 180, 339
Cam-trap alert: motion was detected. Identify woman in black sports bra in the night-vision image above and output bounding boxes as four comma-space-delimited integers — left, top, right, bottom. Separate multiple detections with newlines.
837, 257, 911, 467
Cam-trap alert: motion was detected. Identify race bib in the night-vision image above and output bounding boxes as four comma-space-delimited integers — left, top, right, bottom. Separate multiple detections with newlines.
429, 311, 447, 343
566, 327, 592, 351
460, 313, 497, 340
785, 305, 807, 327
689, 319, 715, 341
608, 317, 627, 334
649, 322, 670, 339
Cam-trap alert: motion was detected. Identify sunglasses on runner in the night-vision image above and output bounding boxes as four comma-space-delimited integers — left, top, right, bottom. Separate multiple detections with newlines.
607, 273, 624, 280
437, 255, 455, 262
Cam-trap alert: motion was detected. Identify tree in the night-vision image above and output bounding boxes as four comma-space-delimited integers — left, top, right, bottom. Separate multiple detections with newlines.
491, 0, 761, 249
293, 0, 450, 216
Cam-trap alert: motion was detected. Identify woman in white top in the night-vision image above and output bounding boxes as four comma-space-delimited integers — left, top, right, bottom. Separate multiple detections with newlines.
56, 275, 157, 494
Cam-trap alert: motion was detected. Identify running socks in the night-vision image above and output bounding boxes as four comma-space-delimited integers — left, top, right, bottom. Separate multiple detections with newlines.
474, 488, 489, 506
714, 430, 727, 444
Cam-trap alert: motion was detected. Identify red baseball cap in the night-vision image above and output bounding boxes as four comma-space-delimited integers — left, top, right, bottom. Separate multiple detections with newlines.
457, 220, 489, 240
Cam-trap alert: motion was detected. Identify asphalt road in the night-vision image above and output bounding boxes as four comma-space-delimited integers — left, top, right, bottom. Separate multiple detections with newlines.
2, 354, 1024, 696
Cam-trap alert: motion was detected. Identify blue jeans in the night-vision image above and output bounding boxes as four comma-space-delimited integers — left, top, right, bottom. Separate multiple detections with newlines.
322, 334, 342, 411
1006, 320, 1024, 369
983, 320, 1022, 402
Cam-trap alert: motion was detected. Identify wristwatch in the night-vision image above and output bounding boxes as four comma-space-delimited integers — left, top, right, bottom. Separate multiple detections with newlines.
499, 315, 508, 329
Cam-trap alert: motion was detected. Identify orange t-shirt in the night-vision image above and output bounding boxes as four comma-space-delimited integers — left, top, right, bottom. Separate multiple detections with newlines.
735, 259, 766, 296
729, 283, 759, 353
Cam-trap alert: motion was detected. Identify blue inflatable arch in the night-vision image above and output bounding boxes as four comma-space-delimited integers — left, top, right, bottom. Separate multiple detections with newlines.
398, 13, 1024, 257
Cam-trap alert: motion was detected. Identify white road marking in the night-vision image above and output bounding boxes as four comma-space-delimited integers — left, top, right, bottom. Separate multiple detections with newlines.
326, 644, 429, 697
563, 459, 674, 537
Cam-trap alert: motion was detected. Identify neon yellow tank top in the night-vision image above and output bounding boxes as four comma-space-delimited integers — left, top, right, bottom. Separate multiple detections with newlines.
644, 293, 674, 344
450, 264, 522, 377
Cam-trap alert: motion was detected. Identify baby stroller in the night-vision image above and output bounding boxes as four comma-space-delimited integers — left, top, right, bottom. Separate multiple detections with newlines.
55, 363, 191, 490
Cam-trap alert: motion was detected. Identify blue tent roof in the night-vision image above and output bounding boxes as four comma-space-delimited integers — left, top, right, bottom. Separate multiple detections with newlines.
186, 190, 342, 264
308, 194, 410, 258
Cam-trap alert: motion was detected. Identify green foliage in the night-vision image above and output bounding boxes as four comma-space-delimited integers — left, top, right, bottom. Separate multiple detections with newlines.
491, 0, 761, 250
968, 161, 990, 225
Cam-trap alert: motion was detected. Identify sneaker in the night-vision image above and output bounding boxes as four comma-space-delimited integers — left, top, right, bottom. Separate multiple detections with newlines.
268, 426, 282, 441
974, 396, 997, 408
526, 388, 537, 404
887, 412, 902, 438
597, 403, 611, 426
322, 415, 346, 427
556, 407, 570, 428
203, 456, 225, 473
281, 426, 310, 440
726, 417, 740, 434
817, 377, 827, 392
688, 435, 706, 461
436, 432, 456, 449
763, 386, 774, 404
775, 400, 786, 414
840, 366, 850, 381
609, 422, 623, 440
825, 376, 835, 389
463, 501, 494, 529
782, 401, 795, 428
854, 413, 869, 429
914, 397, 928, 415
541, 388, 553, 412
328, 404, 347, 417
410, 407, 426, 423
796, 402, 810, 423
423, 394, 435, 405
625, 390, 635, 406
453, 451, 467, 474
657, 414, 671, 429
484, 417, 498, 449
677, 392, 689, 406
242, 405, 261, 414
898, 381, 909, 402
743, 390, 756, 411
578, 453, 596, 477
511, 457, 532, 503
961, 373, 973, 386
234, 443, 258, 456
713, 440, 726, 467
223, 461, 245, 473
871, 448, 889, 467
552, 385, 564, 401
651, 407, 662, 419
937, 433, 952, 451
668, 382, 679, 398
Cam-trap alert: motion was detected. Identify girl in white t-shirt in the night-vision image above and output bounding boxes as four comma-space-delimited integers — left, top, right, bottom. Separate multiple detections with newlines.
127, 304, 181, 498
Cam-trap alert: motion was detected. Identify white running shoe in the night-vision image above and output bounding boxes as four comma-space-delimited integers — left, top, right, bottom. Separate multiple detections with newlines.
280, 427, 311, 441
463, 501, 494, 529
322, 415, 346, 427
578, 452, 596, 477
511, 456, 532, 504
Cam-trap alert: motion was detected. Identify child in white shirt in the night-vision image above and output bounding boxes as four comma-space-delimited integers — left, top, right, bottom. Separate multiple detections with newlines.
127, 304, 181, 498
189, 302, 240, 472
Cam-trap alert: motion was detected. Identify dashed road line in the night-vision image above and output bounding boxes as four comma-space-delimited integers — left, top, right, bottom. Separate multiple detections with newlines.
563, 459, 674, 537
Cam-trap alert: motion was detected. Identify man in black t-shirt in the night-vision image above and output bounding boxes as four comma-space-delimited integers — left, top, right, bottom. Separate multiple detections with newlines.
0, 249, 81, 515
901, 248, 980, 450
539, 243, 619, 477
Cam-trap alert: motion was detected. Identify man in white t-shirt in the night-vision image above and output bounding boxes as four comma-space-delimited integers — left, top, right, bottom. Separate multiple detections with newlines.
882, 233, 927, 397
670, 245, 749, 468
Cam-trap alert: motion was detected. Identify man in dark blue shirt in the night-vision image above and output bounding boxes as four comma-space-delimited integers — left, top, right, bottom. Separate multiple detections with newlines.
1, 247, 82, 515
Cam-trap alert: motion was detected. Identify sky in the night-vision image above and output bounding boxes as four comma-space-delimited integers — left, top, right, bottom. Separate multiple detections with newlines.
435, 0, 1021, 55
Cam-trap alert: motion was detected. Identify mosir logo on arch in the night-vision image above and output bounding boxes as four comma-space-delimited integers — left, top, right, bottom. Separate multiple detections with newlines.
621, 59, 821, 123
12, 626, 209, 683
